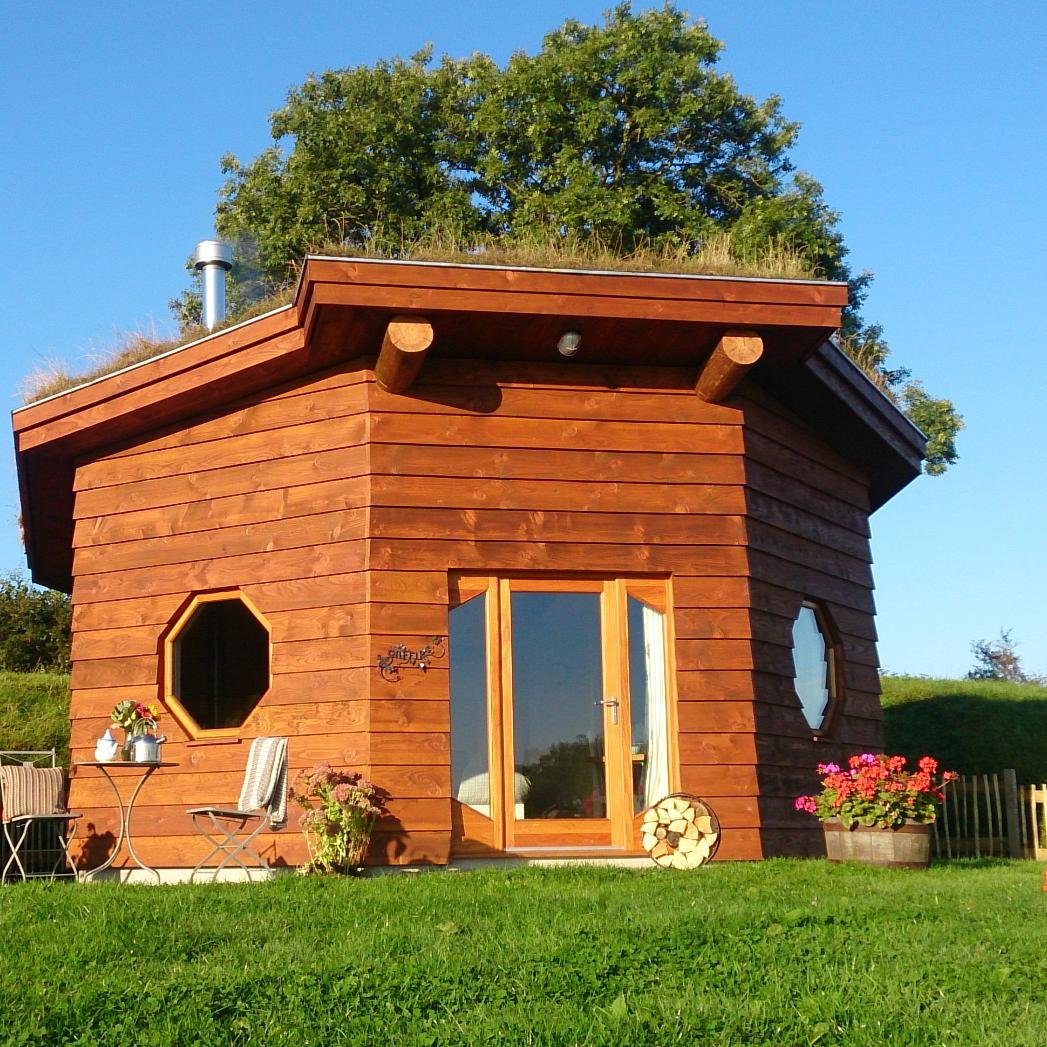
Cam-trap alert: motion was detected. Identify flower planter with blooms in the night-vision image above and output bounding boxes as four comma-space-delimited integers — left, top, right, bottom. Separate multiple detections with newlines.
290, 763, 387, 875
795, 754, 958, 868
110, 700, 164, 761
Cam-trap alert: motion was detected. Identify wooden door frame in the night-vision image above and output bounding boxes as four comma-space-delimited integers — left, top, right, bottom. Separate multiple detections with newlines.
450, 572, 680, 855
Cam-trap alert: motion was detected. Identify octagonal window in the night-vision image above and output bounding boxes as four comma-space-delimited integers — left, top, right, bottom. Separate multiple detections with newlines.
168, 594, 270, 733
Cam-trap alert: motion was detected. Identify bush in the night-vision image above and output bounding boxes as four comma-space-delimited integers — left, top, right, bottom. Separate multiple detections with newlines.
881, 676, 1047, 783
967, 629, 1044, 684
0, 572, 71, 672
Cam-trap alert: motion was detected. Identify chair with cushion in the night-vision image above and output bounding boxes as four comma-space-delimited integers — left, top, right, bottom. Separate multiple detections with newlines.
187, 736, 288, 882
456, 770, 531, 819
0, 764, 82, 882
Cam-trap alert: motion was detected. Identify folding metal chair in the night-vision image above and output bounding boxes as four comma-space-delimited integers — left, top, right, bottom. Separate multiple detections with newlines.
0, 764, 82, 882
187, 736, 288, 882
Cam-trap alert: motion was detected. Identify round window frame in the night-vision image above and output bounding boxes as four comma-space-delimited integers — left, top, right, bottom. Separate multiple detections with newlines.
163, 590, 272, 740
790, 599, 843, 739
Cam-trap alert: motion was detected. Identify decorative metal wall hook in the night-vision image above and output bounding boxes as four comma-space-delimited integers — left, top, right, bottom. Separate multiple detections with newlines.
376, 636, 446, 682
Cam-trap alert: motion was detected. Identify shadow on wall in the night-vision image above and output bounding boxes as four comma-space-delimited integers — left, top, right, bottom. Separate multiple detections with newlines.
77, 824, 116, 871
753, 736, 834, 860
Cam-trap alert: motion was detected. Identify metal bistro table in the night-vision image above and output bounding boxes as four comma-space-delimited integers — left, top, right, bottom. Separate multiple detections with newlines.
75, 761, 176, 884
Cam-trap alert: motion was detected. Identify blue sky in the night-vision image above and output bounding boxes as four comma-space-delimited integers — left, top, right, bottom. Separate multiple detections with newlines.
1, 1, 1044, 678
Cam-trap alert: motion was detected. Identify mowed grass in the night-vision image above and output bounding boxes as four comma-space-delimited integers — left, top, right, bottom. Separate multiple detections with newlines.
1, 862, 1045, 1046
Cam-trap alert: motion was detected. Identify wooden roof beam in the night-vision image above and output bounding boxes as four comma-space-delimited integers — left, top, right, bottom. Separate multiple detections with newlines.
695, 330, 764, 402
374, 316, 435, 393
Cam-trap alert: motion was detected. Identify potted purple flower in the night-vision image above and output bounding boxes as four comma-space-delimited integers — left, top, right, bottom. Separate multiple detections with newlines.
290, 763, 387, 874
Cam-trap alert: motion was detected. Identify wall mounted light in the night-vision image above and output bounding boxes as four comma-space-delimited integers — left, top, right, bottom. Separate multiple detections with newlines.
557, 330, 582, 357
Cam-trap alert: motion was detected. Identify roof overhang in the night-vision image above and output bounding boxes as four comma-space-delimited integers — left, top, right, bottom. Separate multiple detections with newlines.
12, 257, 922, 591
755, 336, 927, 511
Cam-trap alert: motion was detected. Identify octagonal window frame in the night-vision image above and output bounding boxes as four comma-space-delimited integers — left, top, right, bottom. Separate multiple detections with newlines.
790, 599, 843, 738
163, 590, 272, 740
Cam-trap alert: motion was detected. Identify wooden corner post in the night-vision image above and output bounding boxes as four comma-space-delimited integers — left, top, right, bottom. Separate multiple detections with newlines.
694, 330, 764, 403
375, 316, 435, 394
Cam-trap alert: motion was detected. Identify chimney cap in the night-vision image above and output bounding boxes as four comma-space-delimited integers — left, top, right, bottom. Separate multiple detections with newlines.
194, 239, 233, 270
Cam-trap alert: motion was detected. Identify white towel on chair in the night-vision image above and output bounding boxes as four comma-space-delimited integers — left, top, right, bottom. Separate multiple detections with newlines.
237, 737, 288, 829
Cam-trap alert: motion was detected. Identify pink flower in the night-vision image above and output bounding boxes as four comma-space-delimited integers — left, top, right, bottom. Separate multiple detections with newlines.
798, 752, 955, 829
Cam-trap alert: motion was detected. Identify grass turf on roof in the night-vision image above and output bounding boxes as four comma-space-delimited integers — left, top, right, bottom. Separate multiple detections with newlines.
20, 231, 819, 405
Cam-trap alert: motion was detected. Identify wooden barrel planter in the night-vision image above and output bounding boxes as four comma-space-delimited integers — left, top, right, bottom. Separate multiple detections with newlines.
822, 820, 932, 869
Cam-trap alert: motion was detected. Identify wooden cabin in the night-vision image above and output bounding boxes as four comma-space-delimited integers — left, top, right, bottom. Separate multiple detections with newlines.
12, 258, 925, 870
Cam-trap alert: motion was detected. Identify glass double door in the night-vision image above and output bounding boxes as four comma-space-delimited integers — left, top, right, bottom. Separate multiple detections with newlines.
450, 577, 673, 852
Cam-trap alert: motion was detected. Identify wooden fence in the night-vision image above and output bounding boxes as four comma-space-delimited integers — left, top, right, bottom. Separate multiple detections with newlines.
933, 770, 1047, 860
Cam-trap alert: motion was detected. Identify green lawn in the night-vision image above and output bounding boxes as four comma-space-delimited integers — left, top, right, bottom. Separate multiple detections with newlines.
1, 862, 1045, 1045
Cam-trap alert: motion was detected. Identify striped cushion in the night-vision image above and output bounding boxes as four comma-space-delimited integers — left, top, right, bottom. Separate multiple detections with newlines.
0, 766, 66, 822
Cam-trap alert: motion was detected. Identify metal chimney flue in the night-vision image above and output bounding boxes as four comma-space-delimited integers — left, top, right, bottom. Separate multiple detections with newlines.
194, 239, 233, 330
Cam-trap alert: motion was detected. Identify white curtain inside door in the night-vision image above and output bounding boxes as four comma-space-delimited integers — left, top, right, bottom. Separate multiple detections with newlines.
642, 605, 670, 807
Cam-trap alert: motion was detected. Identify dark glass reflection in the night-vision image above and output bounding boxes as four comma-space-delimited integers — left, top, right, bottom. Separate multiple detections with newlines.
449, 595, 492, 814
175, 600, 269, 729
511, 592, 606, 819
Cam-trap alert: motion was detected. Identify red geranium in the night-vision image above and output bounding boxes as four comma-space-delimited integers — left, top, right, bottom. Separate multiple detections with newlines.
795, 754, 958, 829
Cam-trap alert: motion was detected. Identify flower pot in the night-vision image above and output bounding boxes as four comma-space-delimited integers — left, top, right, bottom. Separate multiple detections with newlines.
822, 819, 932, 869
302, 824, 370, 874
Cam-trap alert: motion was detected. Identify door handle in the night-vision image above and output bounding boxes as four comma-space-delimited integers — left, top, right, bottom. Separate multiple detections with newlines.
596, 697, 619, 725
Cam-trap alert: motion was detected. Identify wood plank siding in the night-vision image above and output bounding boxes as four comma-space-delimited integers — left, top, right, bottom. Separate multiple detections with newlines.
363, 361, 764, 861
741, 387, 880, 857
62, 351, 883, 867
67, 365, 374, 871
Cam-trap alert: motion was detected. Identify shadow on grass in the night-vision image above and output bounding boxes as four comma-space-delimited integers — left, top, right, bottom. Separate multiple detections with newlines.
883, 692, 1047, 783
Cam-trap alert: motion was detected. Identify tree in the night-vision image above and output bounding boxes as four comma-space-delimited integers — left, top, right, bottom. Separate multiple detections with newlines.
967, 630, 1044, 685
187, 3, 961, 472
0, 573, 71, 673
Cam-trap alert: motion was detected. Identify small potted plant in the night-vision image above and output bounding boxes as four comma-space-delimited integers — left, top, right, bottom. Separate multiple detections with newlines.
110, 700, 164, 762
290, 763, 387, 874
795, 754, 958, 868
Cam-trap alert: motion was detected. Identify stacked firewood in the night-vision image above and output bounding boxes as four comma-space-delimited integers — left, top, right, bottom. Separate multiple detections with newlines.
641, 793, 720, 869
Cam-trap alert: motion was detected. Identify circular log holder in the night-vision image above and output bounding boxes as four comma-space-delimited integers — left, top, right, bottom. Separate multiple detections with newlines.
641, 793, 721, 869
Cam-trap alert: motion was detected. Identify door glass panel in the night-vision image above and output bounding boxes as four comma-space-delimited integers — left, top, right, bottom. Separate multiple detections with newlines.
511, 591, 606, 819
449, 594, 491, 816
628, 596, 670, 813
